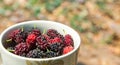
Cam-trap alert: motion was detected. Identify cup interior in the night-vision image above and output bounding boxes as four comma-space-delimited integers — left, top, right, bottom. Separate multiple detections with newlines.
0, 20, 81, 61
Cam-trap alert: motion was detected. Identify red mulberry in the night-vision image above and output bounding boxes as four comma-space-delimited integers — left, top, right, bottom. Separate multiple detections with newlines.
14, 43, 29, 56
36, 35, 49, 50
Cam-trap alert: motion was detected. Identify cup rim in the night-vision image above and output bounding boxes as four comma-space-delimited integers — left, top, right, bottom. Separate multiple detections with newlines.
0, 20, 81, 61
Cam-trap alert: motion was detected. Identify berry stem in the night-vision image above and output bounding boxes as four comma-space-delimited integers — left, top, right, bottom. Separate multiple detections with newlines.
21, 26, 24, 32
34, 24, 37, 29
63, 29, 66, 34
42, 29, 46, 34
7, 48, 15, 52
6, 39, 12, 42
46, 48, 50, 52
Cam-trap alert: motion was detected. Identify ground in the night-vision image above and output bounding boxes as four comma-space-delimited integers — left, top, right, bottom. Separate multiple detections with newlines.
0, 0, 120, 65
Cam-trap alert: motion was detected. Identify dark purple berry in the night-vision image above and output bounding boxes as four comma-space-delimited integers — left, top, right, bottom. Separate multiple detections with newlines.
14, 34, 24, 43
47, 29, 64, 44
26, 49, 45, 58
21, 31, 28, 40
8, 29, 28, 43
8, 29, 21, 40
49, 43, 64, 54
20, 53, 26, 57
47, 29, 59, 38
45, 51, 59, 58
31, 29, 41, 36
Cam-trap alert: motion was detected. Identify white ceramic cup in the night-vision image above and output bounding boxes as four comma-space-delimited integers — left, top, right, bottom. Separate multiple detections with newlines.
0, 20, 81, 65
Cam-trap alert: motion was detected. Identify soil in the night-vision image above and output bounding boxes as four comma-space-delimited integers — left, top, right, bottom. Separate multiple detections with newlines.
0, 0, 120, 65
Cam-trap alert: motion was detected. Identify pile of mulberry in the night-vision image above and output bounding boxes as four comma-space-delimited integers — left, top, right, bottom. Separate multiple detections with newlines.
6, 27, 74, 58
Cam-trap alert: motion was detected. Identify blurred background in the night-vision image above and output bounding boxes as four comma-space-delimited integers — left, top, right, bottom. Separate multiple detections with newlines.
0, 0, 120, 65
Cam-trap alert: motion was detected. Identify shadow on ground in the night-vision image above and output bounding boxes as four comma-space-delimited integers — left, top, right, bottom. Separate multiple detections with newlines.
77, 62, 86, 65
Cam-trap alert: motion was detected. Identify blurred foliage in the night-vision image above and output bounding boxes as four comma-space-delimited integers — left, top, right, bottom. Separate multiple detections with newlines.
96, 0, 112, 17
0, 8, 5, 15
96, 0, 106, 10
45, 0, 62, 12
33, 7, 41, 17
0, 0, 120, 46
